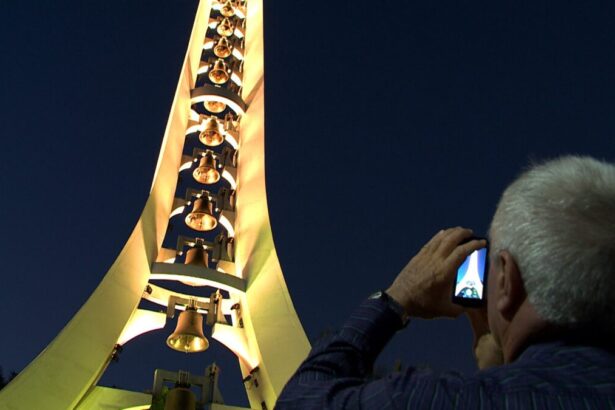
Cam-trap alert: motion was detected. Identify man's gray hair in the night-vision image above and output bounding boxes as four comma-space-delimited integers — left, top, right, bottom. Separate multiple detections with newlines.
489, 156, 615, 334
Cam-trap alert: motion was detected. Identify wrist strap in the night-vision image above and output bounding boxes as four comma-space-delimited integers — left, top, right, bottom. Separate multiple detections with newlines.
368, 290, 410, 328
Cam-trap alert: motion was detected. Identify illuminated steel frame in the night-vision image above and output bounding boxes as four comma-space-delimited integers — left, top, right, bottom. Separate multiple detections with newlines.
0, 1, 309, 409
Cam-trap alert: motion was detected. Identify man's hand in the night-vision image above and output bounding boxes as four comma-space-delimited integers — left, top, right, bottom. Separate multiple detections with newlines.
465, 308, 504, 369
385, 227, 486, 319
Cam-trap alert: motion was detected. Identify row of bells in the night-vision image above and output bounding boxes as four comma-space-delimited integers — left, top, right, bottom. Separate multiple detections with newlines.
160, 0, 240, 369
162, 5, 239, 405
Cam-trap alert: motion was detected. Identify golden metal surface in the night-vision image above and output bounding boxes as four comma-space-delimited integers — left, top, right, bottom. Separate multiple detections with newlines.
166, 307, 209, 353
209, 58, 230, 84
214, 36, 233, 58
193, 151, 220, 184
185, 196, 217, 231
199, 116, 225, 146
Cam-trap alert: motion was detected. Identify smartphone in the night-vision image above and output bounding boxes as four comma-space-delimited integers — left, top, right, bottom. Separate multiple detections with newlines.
452, 238, 488, 307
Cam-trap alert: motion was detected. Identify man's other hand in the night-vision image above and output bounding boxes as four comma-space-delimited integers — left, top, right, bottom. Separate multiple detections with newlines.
386, 227, 487, 319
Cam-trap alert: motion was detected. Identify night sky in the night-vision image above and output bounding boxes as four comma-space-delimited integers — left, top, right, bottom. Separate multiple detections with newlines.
1, 1, 615, 407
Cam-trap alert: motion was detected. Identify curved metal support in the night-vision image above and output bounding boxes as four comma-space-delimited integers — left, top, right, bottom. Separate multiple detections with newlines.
212, 323, 258, 371
117, 309, 167, 346
191, 85, 247, 115
143, 283, 239, 316
150, 262, 246, 292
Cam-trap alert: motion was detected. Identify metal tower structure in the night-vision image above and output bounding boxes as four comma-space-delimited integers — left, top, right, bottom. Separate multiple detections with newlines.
0, 1, 310, 409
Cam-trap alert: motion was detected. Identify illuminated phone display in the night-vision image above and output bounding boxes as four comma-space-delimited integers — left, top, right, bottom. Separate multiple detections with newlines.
452, 247, 488, 307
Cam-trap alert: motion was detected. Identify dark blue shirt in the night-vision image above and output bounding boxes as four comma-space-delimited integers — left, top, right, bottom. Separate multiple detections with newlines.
276, 298, 615, 409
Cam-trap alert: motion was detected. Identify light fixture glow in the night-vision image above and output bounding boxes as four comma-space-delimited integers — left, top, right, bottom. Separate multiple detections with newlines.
169, 205, 186, 219
231, 71, 243, 87
117, 309, 167, 346
203, 38, 214, 50
219, 212, 235, 237
231, 47, 244, 60
221, 168, 237, 189
224, 131, 239, 149
179, 161, 193, 173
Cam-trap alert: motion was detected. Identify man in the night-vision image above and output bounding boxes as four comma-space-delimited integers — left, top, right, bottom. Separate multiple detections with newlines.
276, 156, 615, 409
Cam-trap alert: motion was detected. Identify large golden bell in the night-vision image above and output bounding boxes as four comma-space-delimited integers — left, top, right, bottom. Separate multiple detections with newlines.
217, 17, 234, 37
208, 59, 229, 85
220, 0, 235, 17
164, 386, 196, 410
193, 151, 220, 184
185, 196, 217, 231
199, 117, 224, 147
166, 306, 209, 353
213, 36, 232, 58
204, 100, 227, 113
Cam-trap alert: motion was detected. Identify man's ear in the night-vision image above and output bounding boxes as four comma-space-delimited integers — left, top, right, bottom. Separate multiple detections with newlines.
495, 250, 525, 320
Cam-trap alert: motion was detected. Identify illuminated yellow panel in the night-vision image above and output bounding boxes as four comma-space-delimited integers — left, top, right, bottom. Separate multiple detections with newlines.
117, 309, 167, 346
0, 2, 215, 408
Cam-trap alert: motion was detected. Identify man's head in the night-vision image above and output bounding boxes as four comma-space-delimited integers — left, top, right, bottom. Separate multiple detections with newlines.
487, 156, 615, 358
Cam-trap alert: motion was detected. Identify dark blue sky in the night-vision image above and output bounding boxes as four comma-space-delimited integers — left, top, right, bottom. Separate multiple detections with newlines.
1, 0, 615, 406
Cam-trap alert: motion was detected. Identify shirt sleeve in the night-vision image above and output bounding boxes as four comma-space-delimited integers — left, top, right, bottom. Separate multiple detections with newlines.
275, 297, 465, 409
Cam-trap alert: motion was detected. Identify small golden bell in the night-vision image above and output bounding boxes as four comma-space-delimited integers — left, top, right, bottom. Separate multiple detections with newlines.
209, 58, 230, 84
213, 36, 232, 58
185, 195, 217, 231
220, 0, 235, 17
217, 17, 234, 37
193, 151, 220, 185
199, 116, 225, 147
204, 100, 227, 113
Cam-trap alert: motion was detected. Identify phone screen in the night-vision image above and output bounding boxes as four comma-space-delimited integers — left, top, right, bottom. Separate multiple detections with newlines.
453, 247, 488, 304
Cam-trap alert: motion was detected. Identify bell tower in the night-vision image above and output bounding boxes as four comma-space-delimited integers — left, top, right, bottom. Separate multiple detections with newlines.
0, 1, 310, 409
